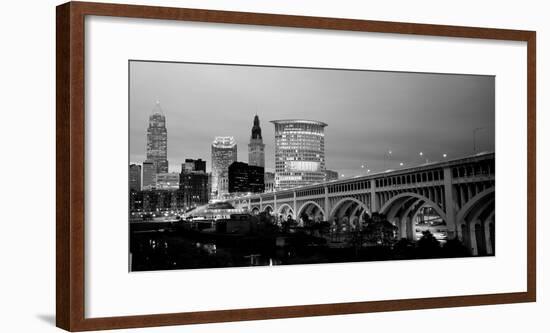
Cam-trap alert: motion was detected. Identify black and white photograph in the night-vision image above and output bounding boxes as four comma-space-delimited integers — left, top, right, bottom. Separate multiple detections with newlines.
128, 61, 495, 272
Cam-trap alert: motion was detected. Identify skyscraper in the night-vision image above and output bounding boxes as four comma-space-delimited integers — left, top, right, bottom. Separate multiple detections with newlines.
129, 164, 142, 191
248, 115, 265, 168
211, 136, 237, 198
271, 119, 327, 190
146, 102, 168, 174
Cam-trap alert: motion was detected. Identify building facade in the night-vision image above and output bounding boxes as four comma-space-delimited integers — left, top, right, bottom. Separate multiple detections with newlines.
179, 170, 210, 209
248, 164, 265, 193
325, 169, 339, 182
271, 119, 327, 190
146, 102, 169, 174
182, 158, 206, 173
228, 161, 265, 194
155, 172, 180, 190
130, 189, 185, 214
248, 115, 265, 168
211, 136, 237, 198
228, 162, 249, 194
129, 164, 142, 191
264, 172, 275, 192
142, 160, 156, 189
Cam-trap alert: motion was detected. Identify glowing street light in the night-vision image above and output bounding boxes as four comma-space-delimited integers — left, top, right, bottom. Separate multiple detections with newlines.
443, 153, 447, 158
399, 162, 404, 166
385, 150, 393, 169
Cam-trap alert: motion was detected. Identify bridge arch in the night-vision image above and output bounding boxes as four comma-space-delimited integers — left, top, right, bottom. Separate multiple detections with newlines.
455, 187, 495, 255
394, 198, 424, 239
329, 197, 370, 224
296, 201, 326, 222
263, 205, 274, 215
379, 192, 447, 224
456, 187, 495, 227
277, 203, 295, 220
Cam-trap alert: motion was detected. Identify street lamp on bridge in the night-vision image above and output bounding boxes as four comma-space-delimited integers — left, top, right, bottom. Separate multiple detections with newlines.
361, 164, 371, 174
419, 151, 429, 164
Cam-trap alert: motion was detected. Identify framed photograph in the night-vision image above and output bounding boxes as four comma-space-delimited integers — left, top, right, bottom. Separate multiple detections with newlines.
56, 1, 536, 331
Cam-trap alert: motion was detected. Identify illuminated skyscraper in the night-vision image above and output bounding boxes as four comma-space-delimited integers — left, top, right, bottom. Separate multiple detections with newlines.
271, 120, 327, 190
146, 102, 168, 174
211, 136, 237, 197
248, 115, 265, 168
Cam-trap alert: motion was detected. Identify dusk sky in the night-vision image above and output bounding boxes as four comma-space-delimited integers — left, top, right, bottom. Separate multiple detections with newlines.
129, 61, 494, 177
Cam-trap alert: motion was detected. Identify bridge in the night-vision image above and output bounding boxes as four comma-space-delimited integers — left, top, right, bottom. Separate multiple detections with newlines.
229, 152, 495, 256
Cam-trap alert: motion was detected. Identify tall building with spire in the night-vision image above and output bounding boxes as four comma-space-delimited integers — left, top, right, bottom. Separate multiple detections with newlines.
211, 136, 237, 198
248, 115, 265, 168
146, 102, 168, 174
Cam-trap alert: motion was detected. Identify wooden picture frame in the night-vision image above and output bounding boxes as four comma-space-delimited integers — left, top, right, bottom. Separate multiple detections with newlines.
56, 1, 536, 331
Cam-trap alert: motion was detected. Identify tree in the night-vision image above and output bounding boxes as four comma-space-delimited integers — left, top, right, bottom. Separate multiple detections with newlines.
363, 213, 398, 246
442, 238, 470, 257
300, 212, 312, 227
393, 238, 416, 259
416, 230, 441, 258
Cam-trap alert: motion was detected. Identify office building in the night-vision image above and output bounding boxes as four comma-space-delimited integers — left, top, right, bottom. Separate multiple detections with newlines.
129, 164, 142, 191
142, 160, 156, 189
180, 170, 210, 209
182, 158, 206, 173
228, 161, 265, 194
211, 136, 237, 197
155, 172, 180, 190
271, 119, 327, 189
264, 172, 275, 192
325, 169, 339, 182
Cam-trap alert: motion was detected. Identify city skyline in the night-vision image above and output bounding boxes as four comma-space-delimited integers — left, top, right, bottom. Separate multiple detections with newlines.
129, 61, 494, 178
128, 60, 496, 271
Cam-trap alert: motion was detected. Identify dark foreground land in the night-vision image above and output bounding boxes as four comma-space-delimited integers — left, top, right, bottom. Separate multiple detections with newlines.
129, 213, 485, 272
